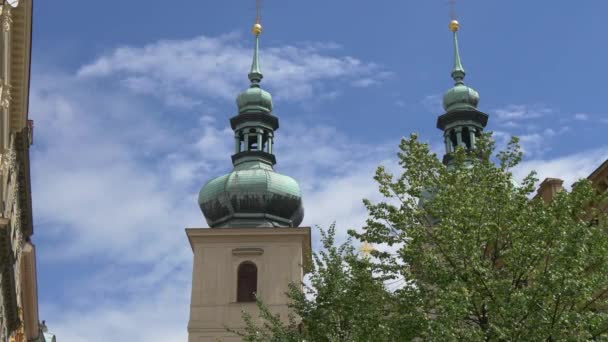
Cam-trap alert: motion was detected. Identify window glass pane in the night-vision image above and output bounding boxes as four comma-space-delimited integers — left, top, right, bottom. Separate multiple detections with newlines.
237, 262, 257, 302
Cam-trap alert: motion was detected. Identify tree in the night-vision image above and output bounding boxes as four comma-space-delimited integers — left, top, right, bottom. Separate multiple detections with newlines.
236, 133, 608, 341
231, 224, 411, 342
356, 133, 608, 340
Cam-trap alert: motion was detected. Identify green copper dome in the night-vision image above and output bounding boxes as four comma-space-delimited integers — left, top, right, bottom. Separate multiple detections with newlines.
198, 161, 304, 227
442, 24, 480, 112
237, 86, 273, 114
443, 84, 479, 112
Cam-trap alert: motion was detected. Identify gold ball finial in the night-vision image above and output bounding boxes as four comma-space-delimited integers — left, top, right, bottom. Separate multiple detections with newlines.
449, 19, 460, 32
252, 23, 262, 36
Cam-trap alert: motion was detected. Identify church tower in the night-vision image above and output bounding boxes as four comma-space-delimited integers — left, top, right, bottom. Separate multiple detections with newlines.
186, 12, 311, 342
437, 19, 489, 165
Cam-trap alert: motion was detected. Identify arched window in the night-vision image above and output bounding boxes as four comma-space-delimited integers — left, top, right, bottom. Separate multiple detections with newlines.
237, 261, 257, 302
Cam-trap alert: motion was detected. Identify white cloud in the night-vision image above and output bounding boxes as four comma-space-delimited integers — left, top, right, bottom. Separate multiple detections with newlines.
77, 33, 389, 107
43, 275, 190, 342
492, 112, 569, 158
352, 78, 379, 87
31, 74, 392, 263
32, 32, 397, 340
351, 71, 393, 88
512, 127, 569, 157
30, 74, 204, 263
513, 147, 608, 188
494, 104, 552, 122
422, 94, 443, 113
37, 30, 608, 342
573, 112, 589, 121
269, 121, 396, 246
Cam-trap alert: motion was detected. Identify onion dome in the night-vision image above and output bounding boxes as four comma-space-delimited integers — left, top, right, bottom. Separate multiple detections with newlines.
442, 20, 480, 113
198, 20, 304, 228
236, 86, 273, 114
443, 85, 479, 112
199, 162, 304, 228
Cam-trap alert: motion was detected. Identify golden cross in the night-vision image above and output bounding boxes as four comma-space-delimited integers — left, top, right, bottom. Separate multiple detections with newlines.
449, 0, 456, 20
255, 0, 262, 24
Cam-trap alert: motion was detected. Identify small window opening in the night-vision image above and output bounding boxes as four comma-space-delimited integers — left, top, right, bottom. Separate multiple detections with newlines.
247, 135, 257, 151
247, 129, 260, 151
237, 261, 257, 302
449, 129, 458, 150
261, 131, 269, 152
598, 180, 608, 193
236, 132, 244, 153
462, 127, 471, 150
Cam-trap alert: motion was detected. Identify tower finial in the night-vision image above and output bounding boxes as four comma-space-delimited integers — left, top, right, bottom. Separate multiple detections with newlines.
253, 0, 262, 35
249, 0, 263, 86
449, 18, 465, 85
449, 0, 456, 21
448, 0, 465, 85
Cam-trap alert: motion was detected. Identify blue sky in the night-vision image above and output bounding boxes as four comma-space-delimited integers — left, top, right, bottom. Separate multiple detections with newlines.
31, 1, 608, 340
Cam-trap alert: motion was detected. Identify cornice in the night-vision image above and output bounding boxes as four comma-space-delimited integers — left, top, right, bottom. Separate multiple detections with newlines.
8, 0, 31, 133
185, 227, 312, 272
588, 159, 608, 184
436, 109, 489, 131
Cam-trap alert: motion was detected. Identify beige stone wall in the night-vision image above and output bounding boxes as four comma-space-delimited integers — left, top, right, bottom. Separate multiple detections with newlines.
187, 227, 310, 342
535, 178, 564, 203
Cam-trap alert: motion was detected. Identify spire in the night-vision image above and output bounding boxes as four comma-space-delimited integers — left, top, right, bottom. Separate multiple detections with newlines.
198, 3, 304, 228
442, 18, 479, 114
236, 13, 272, 114
450, 20, 465, 85
248, 19, 263, 86
437, 17, 488, 166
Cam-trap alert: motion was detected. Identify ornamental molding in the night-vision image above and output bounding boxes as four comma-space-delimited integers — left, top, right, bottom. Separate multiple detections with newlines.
1, 5, 12, 32
8, 308, 25, 342
4, 140, 21, 238
232, 247, 264, 256
1, 254, 20, 333
1, 83, 12, 110
0, 153, 9, 175
7, 141, 17, 174
7, 130, 33, 239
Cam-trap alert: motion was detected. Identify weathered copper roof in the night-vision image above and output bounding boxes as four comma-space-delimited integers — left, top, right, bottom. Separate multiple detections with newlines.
199, 162, 303, 228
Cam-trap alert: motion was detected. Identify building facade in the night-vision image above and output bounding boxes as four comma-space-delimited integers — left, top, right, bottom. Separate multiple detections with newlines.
186, 18, 311, 342
0, 1, 52, 341
537, 160, 608, 202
